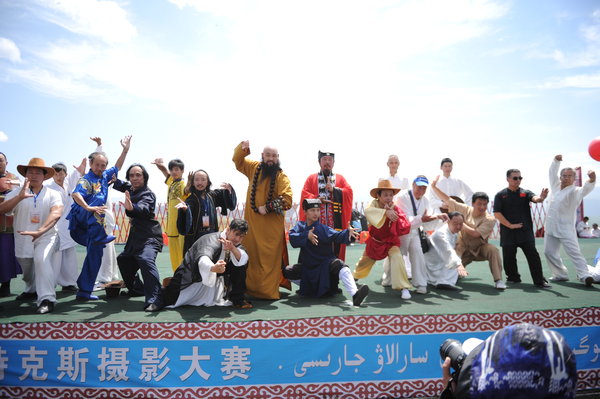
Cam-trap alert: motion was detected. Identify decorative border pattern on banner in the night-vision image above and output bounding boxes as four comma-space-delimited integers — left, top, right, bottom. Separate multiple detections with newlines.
2, 307, 598, 340
1, 372, 598, 399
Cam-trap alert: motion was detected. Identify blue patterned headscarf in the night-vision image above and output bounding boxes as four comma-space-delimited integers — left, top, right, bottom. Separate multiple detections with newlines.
455, 323, 577, 399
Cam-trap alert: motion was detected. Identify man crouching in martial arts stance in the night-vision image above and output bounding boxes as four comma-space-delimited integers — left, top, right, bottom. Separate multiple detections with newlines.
163, 218, 252, 309
284, 198, 369, 306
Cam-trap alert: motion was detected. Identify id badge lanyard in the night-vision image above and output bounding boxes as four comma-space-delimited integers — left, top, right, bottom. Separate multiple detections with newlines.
30, 188, 42, 224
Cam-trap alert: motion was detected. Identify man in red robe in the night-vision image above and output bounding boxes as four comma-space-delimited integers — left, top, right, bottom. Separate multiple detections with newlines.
299, 151, 353, 261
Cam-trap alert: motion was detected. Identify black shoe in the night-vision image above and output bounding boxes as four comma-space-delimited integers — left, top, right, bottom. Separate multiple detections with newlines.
535, 281, 552, 288
144, 303, 161, 312
352, 285, 369, 306
62, 285, 78, 292
506, 278, 522, 284
585, 276, 594, 287
436, 284, 460, 291
121, 290, 144, 298
0, 282, 10, 297
36, 300, 54, 314
16, 292, 37, 301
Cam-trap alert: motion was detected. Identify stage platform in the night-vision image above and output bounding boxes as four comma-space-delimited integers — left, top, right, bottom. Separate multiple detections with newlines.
1, 238, 599, 398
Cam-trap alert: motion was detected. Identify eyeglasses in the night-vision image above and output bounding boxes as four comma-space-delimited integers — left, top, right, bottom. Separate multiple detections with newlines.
511, 176, 523, 181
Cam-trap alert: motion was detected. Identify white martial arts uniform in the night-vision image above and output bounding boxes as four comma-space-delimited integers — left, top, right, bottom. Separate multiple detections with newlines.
428, 175, 474, 209
95, 196, 120, 286
386, 174, 410, 190
47, 170, 80, 288
544, 158, 596, 281
576, 220, 593, 238
92, 143, 120, 287
5, 186, 62, 305
425, 224, 461, 287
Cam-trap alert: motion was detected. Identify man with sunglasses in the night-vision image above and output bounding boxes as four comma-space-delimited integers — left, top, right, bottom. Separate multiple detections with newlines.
493, 169, 550, 288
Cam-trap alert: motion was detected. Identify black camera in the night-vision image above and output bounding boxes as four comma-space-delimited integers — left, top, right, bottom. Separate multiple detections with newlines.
439, 338, 467, 374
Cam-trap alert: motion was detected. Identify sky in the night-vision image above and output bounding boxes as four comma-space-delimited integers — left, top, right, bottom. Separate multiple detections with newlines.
1, 0, 599, 218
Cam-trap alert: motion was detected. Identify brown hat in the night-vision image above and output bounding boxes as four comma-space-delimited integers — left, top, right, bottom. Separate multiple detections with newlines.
17, 158, 55, 180
370, 179, 401, 198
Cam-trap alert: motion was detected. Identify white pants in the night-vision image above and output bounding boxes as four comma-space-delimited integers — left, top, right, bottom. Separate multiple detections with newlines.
399, 232, 427, 289
17, 235, 59, 305
544, 233, 591, 281
52, 246, 78, 287
96, 241, 120, 283
588, 264, 600, 282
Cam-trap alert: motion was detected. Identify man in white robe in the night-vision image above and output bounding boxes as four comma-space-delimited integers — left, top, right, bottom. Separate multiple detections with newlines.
544, 155, 596, 286
425, 211, 468, 289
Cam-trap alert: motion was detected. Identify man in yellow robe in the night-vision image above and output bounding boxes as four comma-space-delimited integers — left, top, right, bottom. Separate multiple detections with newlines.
233, 141, 293, 300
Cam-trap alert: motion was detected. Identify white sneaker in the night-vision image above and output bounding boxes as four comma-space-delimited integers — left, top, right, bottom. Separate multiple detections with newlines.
401, 288, 411, 299
415, 286, 427, 294
495, 280, 507, 290
93, 282, 106, 291
549, 276, 569, 282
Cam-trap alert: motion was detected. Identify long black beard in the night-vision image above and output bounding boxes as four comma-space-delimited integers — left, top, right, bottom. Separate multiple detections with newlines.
260, 161, 281, 182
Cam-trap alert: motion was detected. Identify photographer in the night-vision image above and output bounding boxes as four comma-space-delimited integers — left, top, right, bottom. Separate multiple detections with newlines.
440, 323, 577, 399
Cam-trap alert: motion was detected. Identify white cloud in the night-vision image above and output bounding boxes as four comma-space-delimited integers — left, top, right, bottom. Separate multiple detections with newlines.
7, 0, 508, 110
541, 72, 600, 89
33, 0, 137, 43
9, 66, 114, 100
0, 131, 7, 142
549, 9, 600, 68
0, 37, 21, 63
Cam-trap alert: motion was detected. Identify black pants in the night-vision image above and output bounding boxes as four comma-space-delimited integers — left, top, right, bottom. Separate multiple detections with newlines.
283, 258, 344, 296
117, 241, 163, 308
221, 261, 247, 305
502, 240, 545, 285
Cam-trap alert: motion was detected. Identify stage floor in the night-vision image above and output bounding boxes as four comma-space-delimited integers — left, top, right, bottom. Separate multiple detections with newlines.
0, 238, 598, 324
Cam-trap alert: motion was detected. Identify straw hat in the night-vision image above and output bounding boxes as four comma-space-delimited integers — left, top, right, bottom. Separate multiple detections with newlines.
369, 179, 401, 198
16, 158, 55, 180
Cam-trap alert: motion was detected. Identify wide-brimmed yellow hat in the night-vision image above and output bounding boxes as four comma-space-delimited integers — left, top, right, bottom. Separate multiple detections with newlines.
370, 179, 401, 198
16, 158, 55, 180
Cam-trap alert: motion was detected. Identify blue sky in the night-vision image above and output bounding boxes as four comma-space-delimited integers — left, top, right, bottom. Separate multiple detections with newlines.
1, 0, 599, 218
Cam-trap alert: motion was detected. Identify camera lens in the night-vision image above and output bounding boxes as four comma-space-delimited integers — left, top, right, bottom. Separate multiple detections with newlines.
440, 338, 467, 371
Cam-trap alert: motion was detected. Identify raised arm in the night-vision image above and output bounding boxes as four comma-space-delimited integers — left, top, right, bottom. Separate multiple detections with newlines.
549, 155, 561, 187
0, 180, 33, 214
151, 158, 170, 179
114, 135, 132, 171
430, 175, 451, 204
